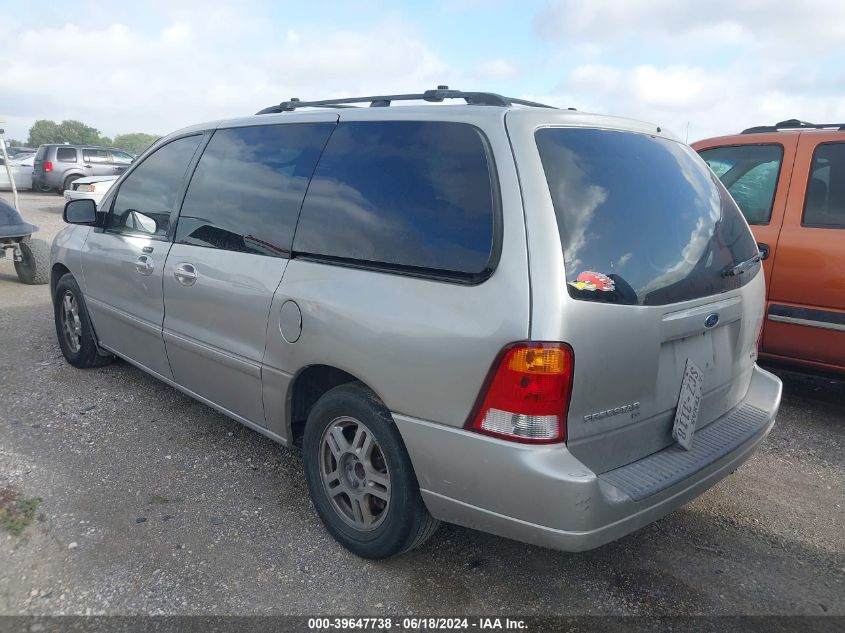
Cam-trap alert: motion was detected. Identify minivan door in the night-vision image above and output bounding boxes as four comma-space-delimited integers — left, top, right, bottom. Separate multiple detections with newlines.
514, 120, 765, 472
161, 118, 336, 426
80, 134, 204, 379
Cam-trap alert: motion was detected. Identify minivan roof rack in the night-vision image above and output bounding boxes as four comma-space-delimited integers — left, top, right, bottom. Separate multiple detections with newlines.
741, 119, 845, 134
255, 86, 559, 114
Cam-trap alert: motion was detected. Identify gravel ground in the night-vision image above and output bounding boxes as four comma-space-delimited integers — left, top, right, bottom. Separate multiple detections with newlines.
0, 191, 843, 616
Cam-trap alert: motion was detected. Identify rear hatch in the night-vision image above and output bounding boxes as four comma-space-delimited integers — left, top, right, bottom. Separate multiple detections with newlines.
32, 146, 47, 176
532, 125, 764, 472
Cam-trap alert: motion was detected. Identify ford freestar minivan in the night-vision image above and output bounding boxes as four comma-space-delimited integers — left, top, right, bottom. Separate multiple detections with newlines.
52, 88, 782, 559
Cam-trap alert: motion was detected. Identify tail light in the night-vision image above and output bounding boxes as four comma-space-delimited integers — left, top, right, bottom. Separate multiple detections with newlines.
86, 184, 96, 192
466, 342, 574, 444
44, 161, 53, 172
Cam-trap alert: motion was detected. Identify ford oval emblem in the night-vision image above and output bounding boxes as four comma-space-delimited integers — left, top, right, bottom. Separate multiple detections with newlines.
704, 313, 720, 329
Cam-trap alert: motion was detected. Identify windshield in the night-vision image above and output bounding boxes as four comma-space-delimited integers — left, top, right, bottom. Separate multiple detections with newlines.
535, 127, 759, 306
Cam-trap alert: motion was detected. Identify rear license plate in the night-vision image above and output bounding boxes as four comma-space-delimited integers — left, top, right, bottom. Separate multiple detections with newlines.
673, 359, 703, 450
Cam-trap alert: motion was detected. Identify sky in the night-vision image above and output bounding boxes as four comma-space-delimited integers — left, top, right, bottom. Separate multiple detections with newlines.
1, 0, 844, 144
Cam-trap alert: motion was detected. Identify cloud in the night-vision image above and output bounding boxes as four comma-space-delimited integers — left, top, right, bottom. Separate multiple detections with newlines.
0, 5, 452, 139
534, 0, 845, 140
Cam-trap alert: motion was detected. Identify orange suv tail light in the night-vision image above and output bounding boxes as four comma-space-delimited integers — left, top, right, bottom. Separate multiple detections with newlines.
466, 342, 574, 444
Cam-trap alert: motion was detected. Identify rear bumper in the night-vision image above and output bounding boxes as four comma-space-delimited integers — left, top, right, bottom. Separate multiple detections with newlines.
394, 365, 782, 551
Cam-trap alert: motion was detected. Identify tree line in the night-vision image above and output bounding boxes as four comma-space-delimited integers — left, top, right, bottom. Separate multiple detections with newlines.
6, 120, 160, 155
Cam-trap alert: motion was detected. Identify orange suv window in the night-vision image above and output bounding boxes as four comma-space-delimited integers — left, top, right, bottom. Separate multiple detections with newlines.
699, 144, 783, 224
803, 142, 845, 228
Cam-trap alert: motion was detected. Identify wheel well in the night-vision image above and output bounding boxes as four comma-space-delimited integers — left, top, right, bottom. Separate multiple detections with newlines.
289, 365, 359, 447
50, 263, 71, 296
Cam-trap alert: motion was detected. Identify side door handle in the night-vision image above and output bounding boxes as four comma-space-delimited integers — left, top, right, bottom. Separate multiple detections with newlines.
135, 254, 154, 275
174, 263, 198, 286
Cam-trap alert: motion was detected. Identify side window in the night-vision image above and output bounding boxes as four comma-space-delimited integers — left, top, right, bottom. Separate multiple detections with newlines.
803, 142, 845, 228
83, 149, 111, 164
176, 123, 334, 257
111, 150, 134, 165
110, 135, 202, 238
699, 144, 783, 224
293, 121, 497, 278
56, 147, 77, 162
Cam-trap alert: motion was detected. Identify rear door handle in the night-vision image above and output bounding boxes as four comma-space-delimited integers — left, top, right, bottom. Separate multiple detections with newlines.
174, 263, 198, 286
135, 254, 154, 275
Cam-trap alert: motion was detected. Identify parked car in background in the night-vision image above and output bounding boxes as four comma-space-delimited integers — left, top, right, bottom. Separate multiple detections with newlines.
63, 175, 118, 207
53, 88, 781, 559
0, 152, 35, 190
32, 144, 134, 193
694, 119, 845, 375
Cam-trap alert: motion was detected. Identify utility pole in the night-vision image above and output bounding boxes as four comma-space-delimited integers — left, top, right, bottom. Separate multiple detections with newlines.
0, 123, 20, 210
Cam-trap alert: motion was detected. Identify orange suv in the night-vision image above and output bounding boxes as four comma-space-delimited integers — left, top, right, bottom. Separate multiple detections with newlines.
694, 120, 845, 375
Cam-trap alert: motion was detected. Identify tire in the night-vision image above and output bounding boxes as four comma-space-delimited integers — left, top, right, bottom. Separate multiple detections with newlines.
53, 273, 113, 369
14, 238, 50, 285
62, 175, 81, 194
303, 382, 439, 559
34, 181, 52, 193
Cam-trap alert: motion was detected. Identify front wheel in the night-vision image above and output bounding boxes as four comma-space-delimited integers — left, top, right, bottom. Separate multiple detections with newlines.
303, 383, 439, 559
14, 238, 49, 285
53, 273, 113, 368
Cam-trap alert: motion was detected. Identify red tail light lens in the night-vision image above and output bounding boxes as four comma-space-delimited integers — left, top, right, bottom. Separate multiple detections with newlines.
44, 161, 53, 172
466, 342, 574, 444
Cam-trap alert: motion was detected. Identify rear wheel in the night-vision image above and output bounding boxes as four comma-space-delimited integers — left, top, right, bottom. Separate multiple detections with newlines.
34, 181, 52, 193
303, 383, 439, 559
53, 273, 113, 368
62, 175, 81, 194
14, 238, 49, 285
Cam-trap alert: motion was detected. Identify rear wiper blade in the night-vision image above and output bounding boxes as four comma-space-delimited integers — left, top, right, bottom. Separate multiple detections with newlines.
722, 252, 762, 277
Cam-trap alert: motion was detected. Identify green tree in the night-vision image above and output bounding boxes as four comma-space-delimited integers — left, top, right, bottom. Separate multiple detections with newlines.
112, 132, 160, 155
56, 120, 102, 145
27, 120, 61, 146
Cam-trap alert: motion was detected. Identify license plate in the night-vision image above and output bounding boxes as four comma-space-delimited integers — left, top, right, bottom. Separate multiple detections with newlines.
673, 359, 703, 450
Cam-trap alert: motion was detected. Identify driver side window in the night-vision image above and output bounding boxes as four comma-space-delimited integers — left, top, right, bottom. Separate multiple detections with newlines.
109, 135, 202, 238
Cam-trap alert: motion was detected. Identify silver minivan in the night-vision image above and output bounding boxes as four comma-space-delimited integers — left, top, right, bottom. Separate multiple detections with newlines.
52, 88, 782, 559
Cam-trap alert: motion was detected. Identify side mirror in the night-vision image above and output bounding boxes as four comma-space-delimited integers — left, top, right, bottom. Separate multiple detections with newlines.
63, 198, 97, 225
757, 242, 770, 261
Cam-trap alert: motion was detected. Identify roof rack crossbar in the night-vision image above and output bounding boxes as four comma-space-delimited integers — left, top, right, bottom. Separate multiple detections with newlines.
255, 86, 558, 115
741, 119, 845, 134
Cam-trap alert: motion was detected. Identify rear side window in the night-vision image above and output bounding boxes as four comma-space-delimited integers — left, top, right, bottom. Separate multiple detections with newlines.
536, 128, 759, 306
803, 142, 845, 228
83, 148, 111, 164
110, 135, 202, 238
111, 150, 134, 165
56, 147, 77, 162
698, 144, 783, 224
176, 123, 335, 257
293, 121, 497, 279
35, 147, 46, 161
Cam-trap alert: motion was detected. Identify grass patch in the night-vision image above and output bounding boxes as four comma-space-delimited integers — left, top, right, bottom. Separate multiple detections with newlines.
0, 487, 42, 536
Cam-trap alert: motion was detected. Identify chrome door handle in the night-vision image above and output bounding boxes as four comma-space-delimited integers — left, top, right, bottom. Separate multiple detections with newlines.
174, 263, 198, 286
135, 255, 154, 275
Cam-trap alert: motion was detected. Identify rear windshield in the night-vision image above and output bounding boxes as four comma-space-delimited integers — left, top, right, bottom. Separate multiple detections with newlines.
535, 128, 759, 306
